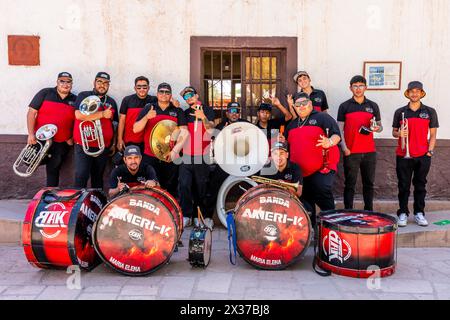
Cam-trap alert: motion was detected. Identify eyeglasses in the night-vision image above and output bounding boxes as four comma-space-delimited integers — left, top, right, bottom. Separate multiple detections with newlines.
158, 90, 171, 95
294, 100, 310, 107
135, 85, 149, 90
351, 85, 366, 90
228, 108, 240, 114
58, 80, 72, 85
183, 92, 196, 100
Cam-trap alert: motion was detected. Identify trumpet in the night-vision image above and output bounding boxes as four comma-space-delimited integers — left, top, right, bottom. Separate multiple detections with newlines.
251, 176, 299, 194
320, 128, 331, 174
79, 95, 105, 157
13, 124, 57, 177
401, 112, 411, 159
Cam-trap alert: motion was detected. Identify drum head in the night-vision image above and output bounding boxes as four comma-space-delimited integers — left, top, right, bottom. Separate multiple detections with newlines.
93, 192, 178, 276
234, 187, 311, 270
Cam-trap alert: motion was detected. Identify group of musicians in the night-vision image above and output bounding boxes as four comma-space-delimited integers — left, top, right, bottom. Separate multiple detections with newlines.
24, 70, 439, 230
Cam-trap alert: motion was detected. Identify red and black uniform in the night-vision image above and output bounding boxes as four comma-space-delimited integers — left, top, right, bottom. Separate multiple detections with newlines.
300, 87, 329, 112
337, 97, 381, 211
259, 161, 303, 186
136, 102, 186, 196
178, 104, 215, 219
119, 94, 157, 151
109, 163, 158, 189
73, 90, 118, 189
29, 87, 77, 187
285, 110, 340, 227
392, 103, 439, 216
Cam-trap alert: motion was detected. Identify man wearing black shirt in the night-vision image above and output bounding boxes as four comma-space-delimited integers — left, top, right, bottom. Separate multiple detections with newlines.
259, 140, 303, 197
215, 102, 250, 130
117, 76, 157, 152
289, 70, 329, 115
26, 72, 77, 186
109, 145, 158, 198
74, 72, 118, 189
255, 99, 292, 142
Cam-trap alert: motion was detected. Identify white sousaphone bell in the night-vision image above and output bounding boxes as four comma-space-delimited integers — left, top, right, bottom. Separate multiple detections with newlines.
213, 122, 269, 227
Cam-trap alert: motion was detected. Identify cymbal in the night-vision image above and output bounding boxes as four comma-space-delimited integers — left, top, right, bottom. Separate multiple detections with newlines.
150, 119, 177, 162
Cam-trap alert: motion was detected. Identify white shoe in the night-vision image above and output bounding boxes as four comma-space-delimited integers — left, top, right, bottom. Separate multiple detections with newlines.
183, 217, 192, 228
398, 213, 408, 227
414, 213, 429, 227
204, 218, 214, 230
193, 218, 200, 227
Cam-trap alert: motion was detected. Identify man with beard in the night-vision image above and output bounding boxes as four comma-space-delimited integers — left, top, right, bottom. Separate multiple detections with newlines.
74, 72, 118, 189
109, 145, 158, 198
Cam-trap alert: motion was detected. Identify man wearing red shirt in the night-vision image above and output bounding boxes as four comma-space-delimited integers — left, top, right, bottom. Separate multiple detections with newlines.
393, 81, 439, 227
26, 72, 77, 186
338, 75, 383, 211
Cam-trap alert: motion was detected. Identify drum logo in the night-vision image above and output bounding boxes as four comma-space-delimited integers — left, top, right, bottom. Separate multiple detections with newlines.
264, 225, 278, 241
323, 230, 352, 263
35, 202, 68, 239
128, 229, 143, 241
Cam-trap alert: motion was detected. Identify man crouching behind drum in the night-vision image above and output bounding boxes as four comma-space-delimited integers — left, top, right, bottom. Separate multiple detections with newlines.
259, 140, 303, 197
108, 145, 159, 198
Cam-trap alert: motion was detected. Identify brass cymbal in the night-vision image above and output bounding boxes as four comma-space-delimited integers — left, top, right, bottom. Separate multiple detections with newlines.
150, 119, 177, 162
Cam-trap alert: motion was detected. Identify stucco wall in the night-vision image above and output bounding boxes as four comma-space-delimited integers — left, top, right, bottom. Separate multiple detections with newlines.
1, 0, 449, 138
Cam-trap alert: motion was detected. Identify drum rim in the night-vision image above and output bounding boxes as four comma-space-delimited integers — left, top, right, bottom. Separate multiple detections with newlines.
92, 191, 178, 276
317, 258, 396, 278
318, 209, 398, 234
234, 186, 312, 270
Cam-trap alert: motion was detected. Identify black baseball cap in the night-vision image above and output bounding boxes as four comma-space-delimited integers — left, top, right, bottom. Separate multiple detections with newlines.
258, 103, 272, 112
124, 145, 142, 157
180, 86, 197, 97
271, 140, 289, 152
227, 102, 241, 110
95, 72, 111, 81
157, 82, 172, 92
58, 72, 72, 79
293, 92, 310, 102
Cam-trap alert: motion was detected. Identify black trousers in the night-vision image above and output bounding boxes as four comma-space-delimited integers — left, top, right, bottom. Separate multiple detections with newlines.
143, 154, 179, 198
396, 155, 431, 216
74, 144, 110, 189
178, 156, 212, 219
343, 152, 377, 211
204, 164, 229, 213
44, 141, 70, 187
301, 171, 336, 229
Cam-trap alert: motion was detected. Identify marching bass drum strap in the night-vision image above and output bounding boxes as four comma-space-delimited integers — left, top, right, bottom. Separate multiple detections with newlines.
42, 189, 84, 203
312, 224, 331, 277
226, 211, 237, 265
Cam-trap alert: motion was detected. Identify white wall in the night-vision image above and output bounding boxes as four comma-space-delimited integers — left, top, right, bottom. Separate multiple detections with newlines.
1, 0, 449, 138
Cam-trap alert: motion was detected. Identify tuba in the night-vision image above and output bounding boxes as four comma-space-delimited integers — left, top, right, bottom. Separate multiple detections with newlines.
401, 112, 411, 159
79, 95, 105, 157
13, 124, 57, 177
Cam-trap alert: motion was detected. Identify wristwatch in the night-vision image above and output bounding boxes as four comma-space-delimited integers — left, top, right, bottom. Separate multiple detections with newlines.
428, 150, 434, 156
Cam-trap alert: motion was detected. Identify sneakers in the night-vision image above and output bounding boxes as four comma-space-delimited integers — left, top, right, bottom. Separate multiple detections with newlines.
414, 212, 429, 227
183, 217, 192, 228
398, 213, 408, 227
204, 218, 214, 230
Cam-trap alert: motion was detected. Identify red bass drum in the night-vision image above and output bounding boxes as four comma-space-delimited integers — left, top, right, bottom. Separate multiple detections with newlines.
317, 210, 398, 278
22, 188, 107, 270
234, 184, 311, 270
92, 187, 182, 276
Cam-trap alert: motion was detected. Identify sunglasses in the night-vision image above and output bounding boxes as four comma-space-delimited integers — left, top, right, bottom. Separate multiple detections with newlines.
228, 108, 240, 114
96, 79, 110, 86
294, 100, 310, 107
135, 85, 149, 90
158, 90, 171, 95
183, 92, 196, 100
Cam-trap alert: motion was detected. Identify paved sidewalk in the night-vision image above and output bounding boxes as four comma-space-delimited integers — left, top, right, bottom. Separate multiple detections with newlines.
0, 227, 449, 300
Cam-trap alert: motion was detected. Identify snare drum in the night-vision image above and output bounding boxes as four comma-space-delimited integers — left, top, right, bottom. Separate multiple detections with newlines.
317, 210, 398, 278
233, 184, 311, 270
22, 188, 107, 270
92, 187, 182, 276
188, 226, 212, 268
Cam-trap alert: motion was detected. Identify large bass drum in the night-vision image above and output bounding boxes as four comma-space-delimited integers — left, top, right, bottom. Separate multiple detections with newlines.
22, 188, 107, 270
233, 184, 311, 270
92, 187, 182, 276
317, 210, 398, 278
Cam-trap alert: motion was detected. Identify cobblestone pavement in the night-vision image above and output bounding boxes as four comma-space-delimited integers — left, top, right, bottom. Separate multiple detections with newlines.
0, 227, 449, 300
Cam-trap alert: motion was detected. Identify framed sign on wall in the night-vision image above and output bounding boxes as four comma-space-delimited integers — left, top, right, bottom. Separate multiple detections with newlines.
363, 61, 402, 90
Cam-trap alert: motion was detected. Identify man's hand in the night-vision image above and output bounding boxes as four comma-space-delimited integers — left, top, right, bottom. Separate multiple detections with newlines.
144, 180, 157, 189
343, 147, 351, 156
278, 134, 286, 143
171, 98, 181, 108
316, 135, 332, 149
27, 134, 37, 145
147, 105, 157, 120
399, 127, 408, 138
66, 138, 74, 146
118, 182, 127, 192
269, 95, 281, 107
165, 149, 179, 162
192, 105, 206, 120
109, 144, 116, 157
102, 106, 113, 119
287, 94, 294, 107
116, 138, 125, 151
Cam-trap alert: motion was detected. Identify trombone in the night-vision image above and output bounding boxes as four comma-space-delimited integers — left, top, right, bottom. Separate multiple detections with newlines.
13, 124, 57, 177
401, 112, 411, 159
251, 176, 299, 194
79, 95, 105, 157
